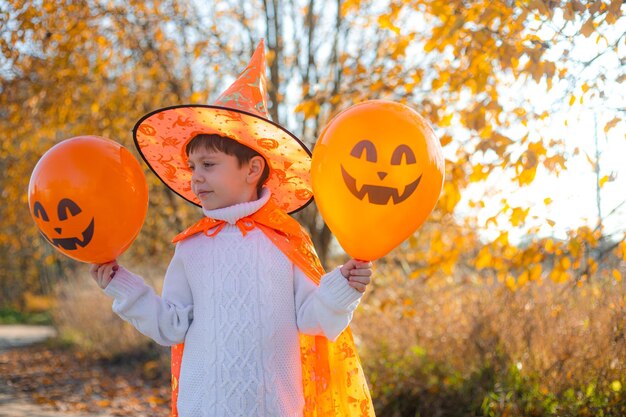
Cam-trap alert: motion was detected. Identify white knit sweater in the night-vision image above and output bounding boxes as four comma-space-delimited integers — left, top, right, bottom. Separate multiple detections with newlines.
103, 190, 363, 417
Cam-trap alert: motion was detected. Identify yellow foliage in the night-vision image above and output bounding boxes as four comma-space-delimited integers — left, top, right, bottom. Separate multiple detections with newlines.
294, 100, 321, 119
23, 291, 55, 313
1, 0, 623, 304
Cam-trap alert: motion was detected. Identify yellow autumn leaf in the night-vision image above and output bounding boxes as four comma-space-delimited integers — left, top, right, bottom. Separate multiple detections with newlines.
440, 113, 453, 127
604, 117, 621, 133
580, 16, 595, 37
470, 164, 490, 182
340, 0, 361, 16
510, 207, 530, 227
495, 231, 509, 246
530, 264, 542, 281
568, 94, 576, 106
294, 100, 320, 119
611, 380, 622, 392
518, 270, 529, 287
544, 197, 553, 205
475, 247, 492, 270
440, 135, 453, 147
443, 181, 461, 213
378, 14, 401, 34
189, 91, 204, 102
599, 175, 610, 188
517, 166, 537, 186
505, 275, 517, 291
612, 269, 622, 282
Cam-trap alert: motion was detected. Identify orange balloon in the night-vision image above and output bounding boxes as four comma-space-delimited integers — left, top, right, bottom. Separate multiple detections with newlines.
28, 136, 149, 264
312, 100, 444, 260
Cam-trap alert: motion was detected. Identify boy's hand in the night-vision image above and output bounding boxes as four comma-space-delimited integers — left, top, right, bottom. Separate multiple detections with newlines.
90, 261, 119, 289
340, 259, 373, 293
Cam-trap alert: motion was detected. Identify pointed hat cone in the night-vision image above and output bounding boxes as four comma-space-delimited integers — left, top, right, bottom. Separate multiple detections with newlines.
214, 40, 271, 119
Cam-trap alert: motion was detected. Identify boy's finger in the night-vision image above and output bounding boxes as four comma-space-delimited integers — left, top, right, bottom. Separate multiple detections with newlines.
349, 281, 366, 293
350, 268, 372, 277
349, 275, 371, 285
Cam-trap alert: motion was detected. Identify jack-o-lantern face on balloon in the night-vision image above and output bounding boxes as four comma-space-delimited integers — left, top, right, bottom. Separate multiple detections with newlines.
32, 198, 95, 251
341, 140, 423, 205
311, 101, 445, 261
29, 136, 149, 264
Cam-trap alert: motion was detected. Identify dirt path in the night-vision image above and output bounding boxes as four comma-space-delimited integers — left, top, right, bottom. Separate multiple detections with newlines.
0, 325, 113, 417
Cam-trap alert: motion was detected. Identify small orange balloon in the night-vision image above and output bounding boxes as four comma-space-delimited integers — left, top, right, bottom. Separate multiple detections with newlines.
28, 136, 149, 264
312, 100, 444, 260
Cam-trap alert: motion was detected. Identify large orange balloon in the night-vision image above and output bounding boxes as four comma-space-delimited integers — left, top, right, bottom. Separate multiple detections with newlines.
28, 136, 149, 264
312, 100, 444, 260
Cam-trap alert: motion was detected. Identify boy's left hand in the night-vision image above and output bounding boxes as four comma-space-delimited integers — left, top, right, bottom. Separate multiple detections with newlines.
340, 259, 373, 293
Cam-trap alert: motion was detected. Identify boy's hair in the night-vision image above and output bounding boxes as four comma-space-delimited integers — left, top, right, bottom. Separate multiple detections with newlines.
185, 134, 270, 197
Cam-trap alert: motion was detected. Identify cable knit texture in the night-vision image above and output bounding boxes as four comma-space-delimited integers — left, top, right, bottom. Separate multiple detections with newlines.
104, 191, 362, 417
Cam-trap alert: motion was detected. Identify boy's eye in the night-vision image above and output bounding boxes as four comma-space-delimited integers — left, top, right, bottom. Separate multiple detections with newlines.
203, 162, 214, 168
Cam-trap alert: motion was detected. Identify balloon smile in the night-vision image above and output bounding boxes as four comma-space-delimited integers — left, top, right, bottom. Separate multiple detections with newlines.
47, 218, 95, 250
341, 165, 422, 205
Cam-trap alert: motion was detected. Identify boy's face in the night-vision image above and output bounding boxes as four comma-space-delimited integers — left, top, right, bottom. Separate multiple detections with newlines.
187, 147, 256, 211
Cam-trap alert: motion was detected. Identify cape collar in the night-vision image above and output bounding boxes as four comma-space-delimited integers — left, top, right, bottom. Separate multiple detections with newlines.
173, 189, 303, 243
202, 187, 271, 225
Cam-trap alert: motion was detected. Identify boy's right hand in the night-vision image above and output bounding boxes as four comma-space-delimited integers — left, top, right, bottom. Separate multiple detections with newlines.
90, 261, 119, 289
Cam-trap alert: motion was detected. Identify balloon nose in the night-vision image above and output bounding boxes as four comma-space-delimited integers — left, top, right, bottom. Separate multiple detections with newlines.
377, 172, 388, 180
55, 228, 62, 234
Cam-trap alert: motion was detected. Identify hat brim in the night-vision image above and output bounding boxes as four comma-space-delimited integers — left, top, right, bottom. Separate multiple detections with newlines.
133, 105, 314, 214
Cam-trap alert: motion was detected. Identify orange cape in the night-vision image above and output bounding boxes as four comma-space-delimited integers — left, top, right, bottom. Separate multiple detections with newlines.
170, 198, 375, 417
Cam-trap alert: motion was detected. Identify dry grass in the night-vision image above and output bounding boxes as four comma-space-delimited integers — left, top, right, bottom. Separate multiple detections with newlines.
51, 260, 168, 358
351, 260, 626, 414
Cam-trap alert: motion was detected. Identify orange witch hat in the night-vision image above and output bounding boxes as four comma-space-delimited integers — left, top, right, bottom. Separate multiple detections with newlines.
132, 40, 313, 214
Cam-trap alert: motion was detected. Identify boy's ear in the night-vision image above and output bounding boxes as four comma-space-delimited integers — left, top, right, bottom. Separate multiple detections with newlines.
246, 156, 265, 183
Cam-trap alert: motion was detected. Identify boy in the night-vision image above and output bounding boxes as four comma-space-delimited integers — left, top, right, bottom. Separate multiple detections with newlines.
91, 41, 376, 417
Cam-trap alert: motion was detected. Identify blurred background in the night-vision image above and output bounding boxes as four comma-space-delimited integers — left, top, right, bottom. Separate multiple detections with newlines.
1, 1, 625, 416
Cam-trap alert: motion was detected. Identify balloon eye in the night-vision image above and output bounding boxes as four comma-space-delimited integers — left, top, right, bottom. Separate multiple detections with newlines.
391, 144, 416, 165
33, 202, 49, 221
58, 198, 82, 221
350, 140, 377, 162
